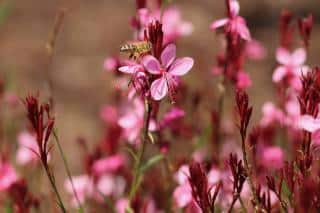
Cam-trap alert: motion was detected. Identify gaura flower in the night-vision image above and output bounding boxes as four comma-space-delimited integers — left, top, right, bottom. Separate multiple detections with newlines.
210, 0, 251, 41
142, 43, 194, 100
272, 47, 309, 90
0, 160, 18, 192
16, 131, 40, 165
299, 115, 320, 133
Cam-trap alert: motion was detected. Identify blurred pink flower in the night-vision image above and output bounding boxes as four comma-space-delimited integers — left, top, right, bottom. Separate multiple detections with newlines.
299, 115, 320, 133
92, 154, 125, 176
272, 48, 309, 90
236, 71, 252, 89
118, 98, 156, 144
261, 146, 284, 170
260, 102, 284, 127
142, 43, 194, 100
161, 7, 193, 44
135, 7, 193, 43
4, 92, 19, 107
0, 160, 18, 192
94, 175, 126, 200
210, 0, 251, 41
158, 107, 185, 129
16, 131, 40, 165
173, 183, 192, 208
312, 130, 320, 146
104, 57, 119, 71
245, 40, 266, 60
100, 105, 119, 124
64, 175, 93, 207
116, 198, 129, 213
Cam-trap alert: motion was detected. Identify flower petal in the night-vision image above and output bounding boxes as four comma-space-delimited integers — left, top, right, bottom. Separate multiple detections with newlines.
299, 115, 320, 133
118, 65, 142, 74
169, 57, 194, 76
150, 77, 168, 100
230, 0, 240, 16
276, 48, 291, 65
142, 55, 161, 74
161, 44, 176, 68
291, 48, 306, 66
209, 18, 228, 30
272, 66, 287, 82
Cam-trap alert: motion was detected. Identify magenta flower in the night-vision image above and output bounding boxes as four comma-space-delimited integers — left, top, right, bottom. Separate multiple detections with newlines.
16, 131, 40, 165
92, 154, 125, 176
260, 102, 284, 127
299, 115, 320, 133
64, 175, 93, 207
272, 47, 309, 90
118, 98, 156, 144
142, 44, 194, 100
210, 0, 251, 41
0, 160, 18, 192
261, 146, 284, 170
134, 7, 193, 43
236, 71, 252, 89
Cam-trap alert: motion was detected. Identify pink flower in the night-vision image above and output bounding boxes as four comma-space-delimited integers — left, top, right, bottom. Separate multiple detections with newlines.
210, 0, 251, 41
245, 40, 266, 60
118, 98, 156, 144
236, 71, 252, 89
100, 105, 119, 124
116, 198, 129, 213
299, 115, 320, 133
0, 160, 18, 192
92, 154, 125, 176
104, 57, 119, 71
173, 183, 192, 208
260, 102, 284, 127
134, 7, 193, 43
272, 48, 309, 90
161, 7, 193, 44
64, 175, 93, 207
261, 146, 284, 170
16, 131, 40, 165
142, 44, 194, 100
94, 175, 126, 200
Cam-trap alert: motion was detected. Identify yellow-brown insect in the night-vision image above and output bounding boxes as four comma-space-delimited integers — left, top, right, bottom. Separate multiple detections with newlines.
120, 41, 152, 59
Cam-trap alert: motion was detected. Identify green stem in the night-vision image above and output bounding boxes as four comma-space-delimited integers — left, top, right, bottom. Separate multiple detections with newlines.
129, 99, 152, 204
43, 164, 67, 213
53, 130, 84, 211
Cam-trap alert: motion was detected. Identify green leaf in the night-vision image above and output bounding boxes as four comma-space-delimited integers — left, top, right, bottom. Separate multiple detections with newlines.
140, 154, 164, 173
125, 206, 134, 213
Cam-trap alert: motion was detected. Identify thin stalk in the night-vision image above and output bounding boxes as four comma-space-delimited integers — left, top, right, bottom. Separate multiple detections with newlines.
42, 163, 67, 213
240, 134, 262, 211
53, 130, 84, 211
129, 99, 152, 203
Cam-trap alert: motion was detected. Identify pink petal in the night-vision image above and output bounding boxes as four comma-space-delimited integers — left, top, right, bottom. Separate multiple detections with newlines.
178, 22, 193, 36
118, 65, 141, 74
92, 155, 125, 175
150, 77, 168, 100
291, 48, 306, 66
210, 18, 228, 30
103, 57, 117, 71
299, 115, 320, 133
262, 146, 284, 170
161, 44, 176, 68
272, 66, 287, 82
230, 0, 240, 16
173, 184, 192, 208
169, 57, 194, 76
142, 55, 161, 74
236, 71, 252, 89
238, 22, 251, 41
276, 48, 291, 65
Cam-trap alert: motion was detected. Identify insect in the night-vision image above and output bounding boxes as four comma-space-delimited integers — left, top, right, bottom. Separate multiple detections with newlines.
120, 41, 152, 60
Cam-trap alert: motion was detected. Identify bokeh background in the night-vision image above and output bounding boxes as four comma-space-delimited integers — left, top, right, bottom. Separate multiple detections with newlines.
1, 0, 320, 209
